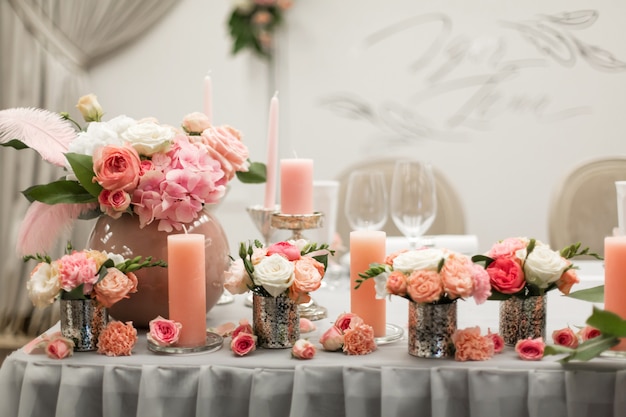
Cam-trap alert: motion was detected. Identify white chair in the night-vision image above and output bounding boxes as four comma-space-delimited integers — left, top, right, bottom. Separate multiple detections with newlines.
548, 157, 626, 257
335, 158, 466, 250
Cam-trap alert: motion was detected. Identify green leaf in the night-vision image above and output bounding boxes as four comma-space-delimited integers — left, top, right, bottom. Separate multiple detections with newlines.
236, 161, 266, 183
561, 335, 619, 362
471, 254, 494, 267
566, 285, 604, 303
543, 344, 576, 356
65, 153, 102, 198
587, 307, 626, 337
60, 286, 88, 300
22, 180, 97, 204
0, 139, 29, 150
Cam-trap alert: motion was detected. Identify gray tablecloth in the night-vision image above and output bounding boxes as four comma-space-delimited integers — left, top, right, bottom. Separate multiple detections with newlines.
1, 261, 625, 417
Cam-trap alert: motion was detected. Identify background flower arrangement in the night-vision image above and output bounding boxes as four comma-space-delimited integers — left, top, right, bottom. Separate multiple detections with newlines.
0, 94, 265, 255
227, 0, 293, 59
472, 237, 600, 299
356, 247, 492, 305
225, 239, 333, 303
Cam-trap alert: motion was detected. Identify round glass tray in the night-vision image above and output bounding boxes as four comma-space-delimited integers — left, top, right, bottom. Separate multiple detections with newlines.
147, 331, 224, 354
375, 323, 404, 345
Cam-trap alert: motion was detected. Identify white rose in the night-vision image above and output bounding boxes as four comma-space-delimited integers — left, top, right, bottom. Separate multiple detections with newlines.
26, 262, 61, 308
121, 121, 175, 156
253, 253, 295, 297
392, 248, 445, 272
224, 258, 253, 295
68, 122, 123, 156
519, 245, 568, 288
106, 115, 136, 135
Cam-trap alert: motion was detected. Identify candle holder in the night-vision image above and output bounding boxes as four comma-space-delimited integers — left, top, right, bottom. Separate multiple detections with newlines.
246, 204, 279, 246
271, 211, 328, 320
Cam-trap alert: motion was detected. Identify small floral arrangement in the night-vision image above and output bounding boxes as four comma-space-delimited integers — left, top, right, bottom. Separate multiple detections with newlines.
356, 248, 492, 305
472, 238, 600, 299
1, 94, 265, 255
225, 240, 333, 303
25, 245, 166, 308
319, 312, 377, 355
227, 0, 294, 59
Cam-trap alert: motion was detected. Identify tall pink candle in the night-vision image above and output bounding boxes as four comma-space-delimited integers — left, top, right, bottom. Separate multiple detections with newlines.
604, 236, 626, 351
168, 234, 206, 347
280, 158, 313, 214
350, 230, 386, 337
264, 93, 279, 209
203, 74, 212, 125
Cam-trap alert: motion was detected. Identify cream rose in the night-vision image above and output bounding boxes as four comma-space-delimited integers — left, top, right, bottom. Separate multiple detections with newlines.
27, 262, 61, 308
76, 94, 103, 123
518, 245, 568, 288
253, 253, 295, 297
121, 121, 175, 156
392, 248, 445, 273
224, 258, 253, 295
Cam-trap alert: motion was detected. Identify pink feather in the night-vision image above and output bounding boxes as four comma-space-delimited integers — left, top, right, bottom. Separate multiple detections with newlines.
17, 202, 97, 256
0, 107, 76, 167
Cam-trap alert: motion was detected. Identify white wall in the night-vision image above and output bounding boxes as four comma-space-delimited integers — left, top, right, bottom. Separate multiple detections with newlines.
89, 0, 626, 254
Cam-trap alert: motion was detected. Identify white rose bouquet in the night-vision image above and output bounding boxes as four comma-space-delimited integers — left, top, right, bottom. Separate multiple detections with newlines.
225, 240, 333, 304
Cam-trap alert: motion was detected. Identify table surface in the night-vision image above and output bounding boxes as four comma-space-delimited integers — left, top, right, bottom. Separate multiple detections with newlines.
1, 260, 625, 417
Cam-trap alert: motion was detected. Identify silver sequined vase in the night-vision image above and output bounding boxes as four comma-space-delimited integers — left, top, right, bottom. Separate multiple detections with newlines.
408, 300, 457, 358
499, 295, 546, 346
60, 299, 109, 351
252, 293, 300, 348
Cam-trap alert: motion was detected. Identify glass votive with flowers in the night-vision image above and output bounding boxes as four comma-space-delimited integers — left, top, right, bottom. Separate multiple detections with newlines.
225, 239, 333, 348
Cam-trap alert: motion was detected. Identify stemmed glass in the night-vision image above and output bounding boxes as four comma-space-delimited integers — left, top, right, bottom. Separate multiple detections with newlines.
344, 170, 388, 231
390, 160, 437, 249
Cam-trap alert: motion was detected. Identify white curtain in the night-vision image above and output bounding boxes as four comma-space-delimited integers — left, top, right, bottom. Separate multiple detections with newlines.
0, 0, 179, 338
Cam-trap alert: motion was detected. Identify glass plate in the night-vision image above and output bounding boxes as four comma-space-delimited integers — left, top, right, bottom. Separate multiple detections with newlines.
375, 323, 404, 345
147, 331, 223, 354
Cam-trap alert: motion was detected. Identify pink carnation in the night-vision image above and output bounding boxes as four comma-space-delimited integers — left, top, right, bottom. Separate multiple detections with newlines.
97, 321, 137, 356
57, 251, 99, 294
342, 323, 377, 355
452, 327, 494, 361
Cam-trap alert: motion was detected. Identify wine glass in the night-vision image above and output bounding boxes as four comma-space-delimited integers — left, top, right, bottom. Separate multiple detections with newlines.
344, 169, 388, 231
390, 160, 437, 249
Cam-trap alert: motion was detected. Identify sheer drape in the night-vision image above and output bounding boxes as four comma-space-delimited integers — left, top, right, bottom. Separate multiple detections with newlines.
0, 0, 178, 338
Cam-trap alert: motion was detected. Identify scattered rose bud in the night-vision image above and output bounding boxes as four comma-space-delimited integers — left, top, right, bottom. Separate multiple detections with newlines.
579, 325, 601, 341
291, 339, 316, 359
320, 325, 344, 351
45, 336, 74, 359
148, 316, 182, 346
552, 327, 579, 348
231, 332, 257, 356
486, 330, 504, 354
515, 337, 545, 361
299, 318, 316, 333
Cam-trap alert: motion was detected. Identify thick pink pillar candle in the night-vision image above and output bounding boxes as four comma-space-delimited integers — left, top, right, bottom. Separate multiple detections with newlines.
604, 236, 626, 351
350, 230, 386, 337
280, 158, 313, 214
168, 234, 206, 347
264, 93, 279, 209
203, 74, 212, 124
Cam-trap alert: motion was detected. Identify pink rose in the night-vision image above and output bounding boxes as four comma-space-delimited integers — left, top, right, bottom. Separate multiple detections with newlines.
556, 266, 579, 295
299, 318, 316, 333
201, 125, 250, 181
487, 257, 526, 294
579, 326, 601, 341
452, 327, 494, 362
148, 316, 182, 346
94, 269, 138, 308
552, 327, 579, 348
487, 237, 528, 259
334, 312, 363, 332
182, 112, 211, 134
45, 335, 74, 359
291, 339, 316, 359
469, 263, 491, 304
515, 337, 545, 361
406, 270, 443, 303
386, 271, 408, 296
266, 241, 301, 261
98, 321, 137, 356
231, 332, 257, 356
486, 330, 504, 354
320, 325, 344, 351
232, 319, 254, 338
224, 258, 253, 295
93, 144, 142, 192
440, 253, 474, 300
98, 189, 131, 219
343, 323, 377, 355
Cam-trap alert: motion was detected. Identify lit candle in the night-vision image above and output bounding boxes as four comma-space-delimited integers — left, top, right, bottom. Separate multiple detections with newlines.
280, 158, 313, 214
350, 230, 386, 337
203, 74, 212, 125
264, 92, 279, 209
168, 234, 206, 347
604, 236, 626, 351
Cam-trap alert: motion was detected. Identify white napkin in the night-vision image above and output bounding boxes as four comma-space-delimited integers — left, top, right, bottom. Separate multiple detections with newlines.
385, 235, 479, 255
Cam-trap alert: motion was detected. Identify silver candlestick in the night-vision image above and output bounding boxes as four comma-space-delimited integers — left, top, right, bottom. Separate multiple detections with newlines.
246, 204, 279, 246
272, 211, 328, 320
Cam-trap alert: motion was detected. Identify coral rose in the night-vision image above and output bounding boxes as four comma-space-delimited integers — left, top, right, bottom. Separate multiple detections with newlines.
334, 312, 363, 332
552, 327, 579, 348
93, 144, 142, 192
94, 268, 138, 308
556, 266, 579, 295
291, 339, 316, 359
487, 257, 526, 294
386, 271, 408, 297
515, 337, 545, 361
290, 257, 324, 302
579, 326, 601, 341
98, 321, 137, 356
406, 270, 442, 303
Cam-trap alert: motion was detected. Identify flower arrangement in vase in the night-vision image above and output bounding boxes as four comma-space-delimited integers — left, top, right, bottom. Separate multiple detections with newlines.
225, 239, 333, 348
357, 247, 491, 358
